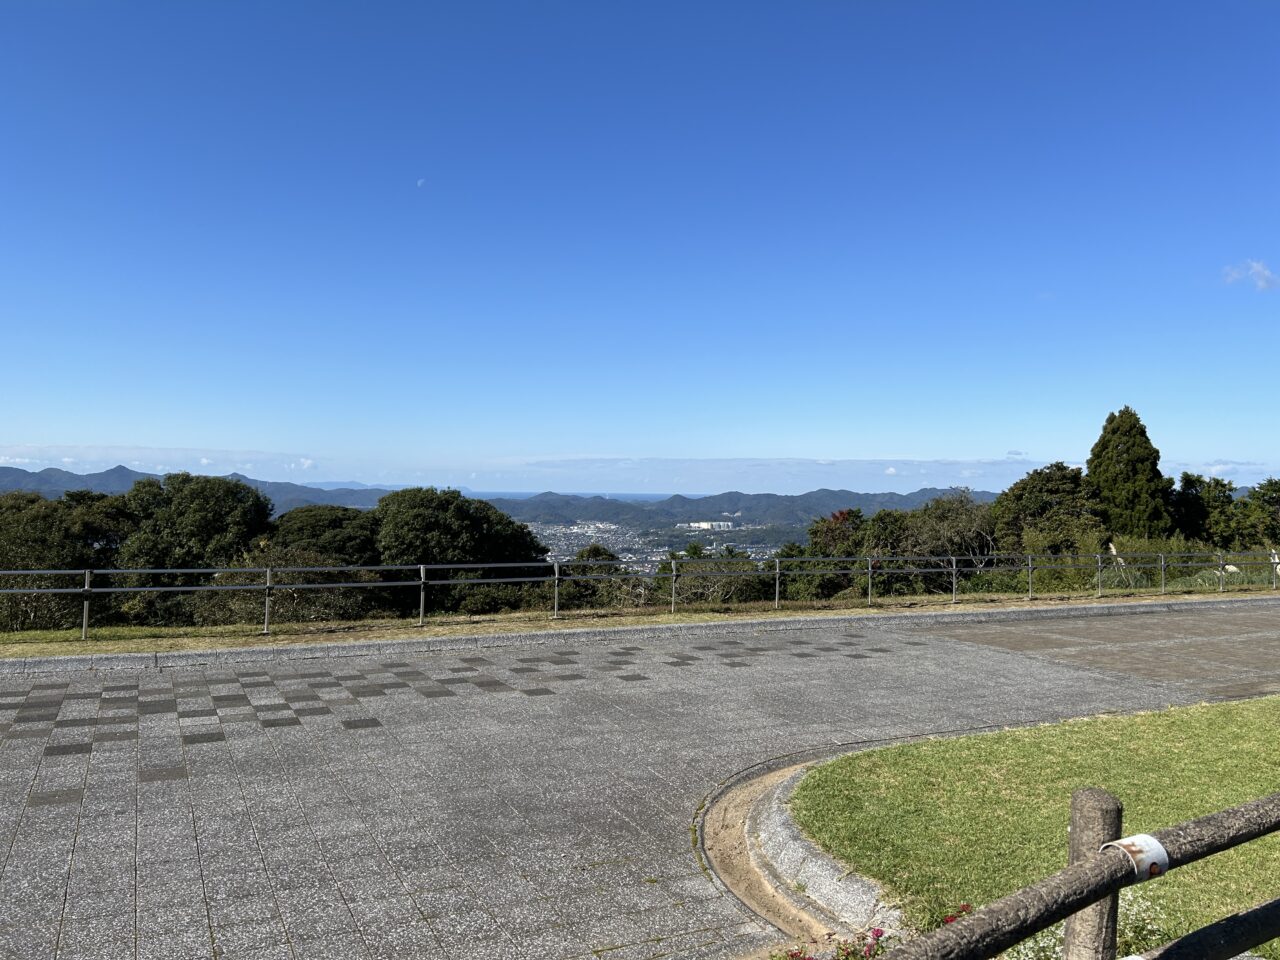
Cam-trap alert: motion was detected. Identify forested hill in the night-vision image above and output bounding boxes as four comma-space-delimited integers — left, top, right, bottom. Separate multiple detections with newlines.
486, 487, 997, 527
0, 465, 386, 514
0, 464, 996, 523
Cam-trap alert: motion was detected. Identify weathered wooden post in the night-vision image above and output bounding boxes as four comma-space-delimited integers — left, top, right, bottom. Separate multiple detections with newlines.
1064, 788, 1123, 960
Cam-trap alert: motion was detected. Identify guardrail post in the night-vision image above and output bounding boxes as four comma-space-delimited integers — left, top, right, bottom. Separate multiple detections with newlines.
950, 556, 957, 604
1027, 554, 1034, 600
867, 556, 874, 607
1063, 787, 1123, 960
1160, 553, 1166, 595
670, 559, 678, 614
262, 567, 272, 636
1218, 554, 1225, 593
552, 561, 560, 619
418, 565, 426, 626
1096, 554, 1103, 598
774, 558, 781, 610
81, 569, 92, 642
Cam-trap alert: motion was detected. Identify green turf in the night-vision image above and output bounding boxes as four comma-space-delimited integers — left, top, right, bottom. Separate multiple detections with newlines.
789, 698, 1280, 957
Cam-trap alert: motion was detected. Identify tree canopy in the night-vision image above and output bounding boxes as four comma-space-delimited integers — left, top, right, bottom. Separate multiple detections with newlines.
374, 487, 547, 566
991, 462, 1103, 555
273, 504, 381, 566
117, 473, 274, 570
1085, 406, 1174, 539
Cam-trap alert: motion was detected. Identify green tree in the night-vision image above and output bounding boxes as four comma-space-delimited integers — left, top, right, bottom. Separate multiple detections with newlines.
118, 474, 273, 569
1085, 407, 1173, 539
561, 543, 624, 609
0, 493, 95, 630
863, 509, 910, 556
792, 508, 870, 600
806, 509, 866, 557
115, 474, 274, 624
903, 491, 995, 561
273, 505, 381, 566
659, 542, 767, 606
374, 487, 546, 565
1171, 472, 1211, 543
1239, 478, 1280, 548
191, 544, 381, 626
991, 462, 1103, 555
374, 487, 547, 613
1171, 473, 1245, 549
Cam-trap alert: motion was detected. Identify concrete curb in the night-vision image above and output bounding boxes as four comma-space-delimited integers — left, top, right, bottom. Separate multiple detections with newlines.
745, 766, 902, 939
727, 752, 1266, 960
4, 592, 1278, 674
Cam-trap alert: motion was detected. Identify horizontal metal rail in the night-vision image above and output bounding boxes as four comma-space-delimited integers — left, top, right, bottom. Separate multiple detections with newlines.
2, 554, 1275, 596
2, 550, 1275, 639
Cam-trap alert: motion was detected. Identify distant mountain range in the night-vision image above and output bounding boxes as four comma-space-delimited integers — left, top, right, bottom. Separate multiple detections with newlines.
486, 487, 996, 528
0, 465, 386, 514
0, 464, 997, 525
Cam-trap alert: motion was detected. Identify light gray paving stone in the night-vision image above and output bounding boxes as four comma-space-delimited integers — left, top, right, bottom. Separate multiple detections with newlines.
1, 605, 1276, 957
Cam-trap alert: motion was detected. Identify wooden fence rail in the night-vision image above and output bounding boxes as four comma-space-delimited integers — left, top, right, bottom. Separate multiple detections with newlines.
880, 789, 1280, 960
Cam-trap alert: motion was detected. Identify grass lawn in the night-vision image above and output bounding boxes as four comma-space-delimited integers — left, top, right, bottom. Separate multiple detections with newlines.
0, 589, 1265, 659
789, 697, 1280, 958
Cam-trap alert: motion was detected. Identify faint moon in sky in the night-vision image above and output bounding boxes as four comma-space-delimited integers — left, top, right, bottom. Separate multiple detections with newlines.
416, 178, 426, 188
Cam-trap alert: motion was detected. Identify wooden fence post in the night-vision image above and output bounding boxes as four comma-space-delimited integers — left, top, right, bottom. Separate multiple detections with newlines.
1064, 788, 1123, 960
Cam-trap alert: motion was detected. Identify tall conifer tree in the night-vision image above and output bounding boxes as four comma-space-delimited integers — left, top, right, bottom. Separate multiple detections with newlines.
1085, 407, 1173, 539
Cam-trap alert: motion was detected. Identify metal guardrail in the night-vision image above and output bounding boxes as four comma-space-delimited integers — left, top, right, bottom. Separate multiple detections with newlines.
881, 787, 1280, 960
0, 551, 1277, 639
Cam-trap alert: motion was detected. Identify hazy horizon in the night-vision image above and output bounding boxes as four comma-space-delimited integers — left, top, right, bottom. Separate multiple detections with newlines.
2, 446, 1273, 498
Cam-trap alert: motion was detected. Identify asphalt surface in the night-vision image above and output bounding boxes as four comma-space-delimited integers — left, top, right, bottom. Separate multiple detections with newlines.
1, 603, 1276, 960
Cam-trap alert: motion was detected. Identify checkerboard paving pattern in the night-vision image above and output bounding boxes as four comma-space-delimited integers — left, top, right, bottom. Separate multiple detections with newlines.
2, 607, 1269, 959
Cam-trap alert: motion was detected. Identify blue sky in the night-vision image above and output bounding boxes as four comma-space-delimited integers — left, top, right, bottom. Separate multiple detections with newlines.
2, 1, 1277, 494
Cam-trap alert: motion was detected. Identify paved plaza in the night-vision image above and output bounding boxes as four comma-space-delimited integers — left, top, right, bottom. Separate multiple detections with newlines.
0, 602, 1276, 959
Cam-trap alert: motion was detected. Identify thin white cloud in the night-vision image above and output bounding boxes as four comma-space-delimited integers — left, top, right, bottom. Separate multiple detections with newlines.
883, 467, 897, 475
1224, 259, 1279, 291
199, 457, 214, 466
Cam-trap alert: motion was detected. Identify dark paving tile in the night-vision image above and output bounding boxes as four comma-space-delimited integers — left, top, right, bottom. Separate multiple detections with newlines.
44, 742, 92, 757
182, 731, 226, 745
29, 787, 84, 807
